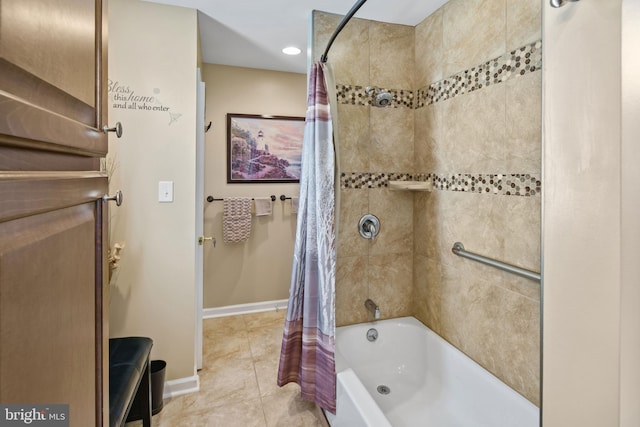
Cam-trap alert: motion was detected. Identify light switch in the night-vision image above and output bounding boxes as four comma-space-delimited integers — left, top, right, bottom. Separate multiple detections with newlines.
158, 181, 174, 202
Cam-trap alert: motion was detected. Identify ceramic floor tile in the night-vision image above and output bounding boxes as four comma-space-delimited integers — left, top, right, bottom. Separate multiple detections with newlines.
247, 325, 284, 363
204, 316, 248, 338
127, 311, 328, 426
242, 310, 286, 331
254, 357, 282, 397
158, 398, 267, 427
196, 359, 261, 407
149, 393, 201, 422
202, 332, 252, 363
261, 384, 329, 427
199, 398, 267, 427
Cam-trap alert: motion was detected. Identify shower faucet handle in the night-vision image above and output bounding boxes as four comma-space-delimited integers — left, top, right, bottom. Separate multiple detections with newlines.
359, 214, 380, 240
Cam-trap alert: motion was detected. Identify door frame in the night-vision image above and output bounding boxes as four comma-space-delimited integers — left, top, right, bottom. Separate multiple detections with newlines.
195, 68, 205, 370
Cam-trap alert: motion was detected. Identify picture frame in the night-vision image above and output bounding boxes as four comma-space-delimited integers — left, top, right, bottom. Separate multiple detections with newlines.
227, 113, 305, 183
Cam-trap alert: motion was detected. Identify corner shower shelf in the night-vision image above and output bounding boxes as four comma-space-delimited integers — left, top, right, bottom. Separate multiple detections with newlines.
388, 180, 433, 192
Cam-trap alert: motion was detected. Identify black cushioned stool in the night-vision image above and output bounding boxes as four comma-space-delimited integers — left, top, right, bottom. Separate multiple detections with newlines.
109, 337, 153, 427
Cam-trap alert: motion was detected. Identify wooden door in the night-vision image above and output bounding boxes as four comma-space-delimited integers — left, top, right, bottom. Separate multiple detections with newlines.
0, 0, 109, 425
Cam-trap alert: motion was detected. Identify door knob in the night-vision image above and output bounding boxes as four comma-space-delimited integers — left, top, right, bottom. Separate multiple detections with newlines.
103, 122, 123, 138
103, 190, 123, 206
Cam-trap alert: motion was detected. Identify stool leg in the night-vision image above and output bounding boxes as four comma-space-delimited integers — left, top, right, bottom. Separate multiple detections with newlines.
141, 357, 152, 426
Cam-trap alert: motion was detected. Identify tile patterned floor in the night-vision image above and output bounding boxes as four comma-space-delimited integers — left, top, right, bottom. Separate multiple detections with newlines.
127, 310, 329, 426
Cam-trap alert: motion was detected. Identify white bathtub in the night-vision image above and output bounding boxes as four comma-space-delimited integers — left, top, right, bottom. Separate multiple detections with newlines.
324, 317, 539, 427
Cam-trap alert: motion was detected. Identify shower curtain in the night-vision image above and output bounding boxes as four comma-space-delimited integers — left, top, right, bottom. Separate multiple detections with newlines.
277, 61, 337, 413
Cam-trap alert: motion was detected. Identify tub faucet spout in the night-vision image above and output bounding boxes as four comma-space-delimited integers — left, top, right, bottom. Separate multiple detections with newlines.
365, 299, 380, 320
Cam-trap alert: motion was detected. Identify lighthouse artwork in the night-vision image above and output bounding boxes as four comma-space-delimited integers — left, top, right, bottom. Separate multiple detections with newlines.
227, 113, 305, 183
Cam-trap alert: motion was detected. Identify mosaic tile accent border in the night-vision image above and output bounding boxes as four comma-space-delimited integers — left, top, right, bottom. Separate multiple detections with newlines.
335, 40, 542, 110
336, 85, 414, 109
416, 40, 542, 108
431, 173, 541, 196
341, 172, 414, 189
341, 172, 541, 197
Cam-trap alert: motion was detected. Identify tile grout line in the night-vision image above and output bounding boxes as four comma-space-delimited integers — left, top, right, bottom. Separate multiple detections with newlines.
247, 321, 270, 426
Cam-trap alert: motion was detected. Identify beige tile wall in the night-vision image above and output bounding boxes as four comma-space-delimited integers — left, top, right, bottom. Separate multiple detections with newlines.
314, 0, 541, 406
314, 11, 417, 326
413, 0, 541, 405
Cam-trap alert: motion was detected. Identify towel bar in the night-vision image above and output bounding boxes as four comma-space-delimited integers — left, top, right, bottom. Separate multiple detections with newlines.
206, 195, 277, 203
206, 195, 298, 203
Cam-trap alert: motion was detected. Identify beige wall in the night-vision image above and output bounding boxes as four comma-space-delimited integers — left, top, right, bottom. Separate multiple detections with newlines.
108, 0, 198, 382
201, 64, 307, 308
541, 0, 640, 425
620, 2, 640, 424
314, 0, 541, 406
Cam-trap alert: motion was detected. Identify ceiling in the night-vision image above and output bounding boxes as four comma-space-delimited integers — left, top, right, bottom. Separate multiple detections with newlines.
144, 0, 448, 74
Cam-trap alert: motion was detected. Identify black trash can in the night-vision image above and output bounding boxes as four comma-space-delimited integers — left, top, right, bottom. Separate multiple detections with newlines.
149, 360, 166, 414
126, 360, 166, 421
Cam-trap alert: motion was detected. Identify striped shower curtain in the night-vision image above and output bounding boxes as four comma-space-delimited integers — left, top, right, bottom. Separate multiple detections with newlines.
277, 62, 337, 413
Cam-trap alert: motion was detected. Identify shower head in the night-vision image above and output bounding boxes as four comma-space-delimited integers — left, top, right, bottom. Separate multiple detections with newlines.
374, 92, 393, 107
365, 86, 394, 108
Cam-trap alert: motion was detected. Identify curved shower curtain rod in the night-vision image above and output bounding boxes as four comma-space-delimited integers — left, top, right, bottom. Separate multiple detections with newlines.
320, 0, 368, 63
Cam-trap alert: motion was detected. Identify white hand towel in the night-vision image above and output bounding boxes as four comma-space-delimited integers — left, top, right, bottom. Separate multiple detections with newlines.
223, 197, 252, 243
290, 196, 299, 214
253, 197, 273, 216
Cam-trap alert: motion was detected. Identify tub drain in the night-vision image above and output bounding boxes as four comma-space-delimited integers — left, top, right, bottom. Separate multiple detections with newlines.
377, 385, 391, 395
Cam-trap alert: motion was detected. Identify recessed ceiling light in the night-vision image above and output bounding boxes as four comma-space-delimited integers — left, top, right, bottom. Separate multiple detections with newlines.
282, 46, 301, 56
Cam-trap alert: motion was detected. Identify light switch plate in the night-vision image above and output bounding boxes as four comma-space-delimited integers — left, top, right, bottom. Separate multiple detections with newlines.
158, 181, 174, 202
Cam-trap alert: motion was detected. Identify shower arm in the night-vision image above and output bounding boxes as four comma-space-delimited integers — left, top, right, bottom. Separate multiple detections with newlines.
320, 0, 368, 63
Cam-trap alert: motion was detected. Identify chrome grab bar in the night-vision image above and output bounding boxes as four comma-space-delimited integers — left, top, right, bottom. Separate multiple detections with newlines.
451, 242, 541, 282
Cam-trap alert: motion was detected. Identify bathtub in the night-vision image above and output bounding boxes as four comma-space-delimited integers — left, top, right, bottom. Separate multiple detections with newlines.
324, 317, 539, 427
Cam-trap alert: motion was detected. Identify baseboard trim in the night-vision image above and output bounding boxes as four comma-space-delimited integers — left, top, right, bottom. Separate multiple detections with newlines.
203, 299, 288, 318
163, 374, 200, 399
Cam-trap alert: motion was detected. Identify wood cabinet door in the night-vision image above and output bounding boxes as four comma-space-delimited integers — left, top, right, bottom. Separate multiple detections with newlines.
0, 1, 109, 426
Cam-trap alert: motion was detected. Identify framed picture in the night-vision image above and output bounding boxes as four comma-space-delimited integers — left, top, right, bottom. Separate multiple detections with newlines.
227, 113, 305, 183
